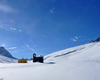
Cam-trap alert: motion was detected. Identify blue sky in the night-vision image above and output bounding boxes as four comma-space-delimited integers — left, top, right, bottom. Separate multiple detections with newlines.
0, 0, 100, 59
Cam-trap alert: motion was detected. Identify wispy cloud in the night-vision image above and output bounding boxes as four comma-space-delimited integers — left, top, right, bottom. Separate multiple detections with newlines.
75, 37, 78, 39
70, 36, 79, 42
49, 8, 55, 13
0, 4, 16, 13
8, 47, 17, 49
70, 38, 77, 42
25, 43, 36, 53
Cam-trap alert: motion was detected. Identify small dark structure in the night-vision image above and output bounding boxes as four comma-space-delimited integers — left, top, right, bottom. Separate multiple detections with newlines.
18, 59, 27, 63
33, 53, 44, 63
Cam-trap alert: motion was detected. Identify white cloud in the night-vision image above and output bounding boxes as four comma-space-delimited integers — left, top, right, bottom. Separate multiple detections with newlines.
1, 44, 5, 47
70, 38, 77, 42
70, 36, 80, 42
75, 37, 78, 39
0, 4, 15, 13
49, 8, 55, 13
8, 47, 17, 49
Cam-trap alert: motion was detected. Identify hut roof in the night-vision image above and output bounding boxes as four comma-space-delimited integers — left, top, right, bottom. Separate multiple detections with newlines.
18, 59, 27, 63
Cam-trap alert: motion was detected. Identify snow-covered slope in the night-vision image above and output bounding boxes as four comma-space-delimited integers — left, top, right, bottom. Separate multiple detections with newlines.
44, 42, 100, 62
1, 42, 100, 80
0, 54, 17, 63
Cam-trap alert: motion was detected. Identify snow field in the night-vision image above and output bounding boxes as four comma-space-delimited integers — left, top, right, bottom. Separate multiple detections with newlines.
1, 42, 100, 80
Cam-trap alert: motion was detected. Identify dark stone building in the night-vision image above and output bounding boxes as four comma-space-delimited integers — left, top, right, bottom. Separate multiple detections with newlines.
33, 53, 44, 63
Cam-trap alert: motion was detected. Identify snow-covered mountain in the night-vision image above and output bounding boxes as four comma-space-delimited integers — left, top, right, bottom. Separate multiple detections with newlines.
0, 46, 15, 59
1, 41, 100, 80
0, 46, 17, 63
88, 37, 100, 43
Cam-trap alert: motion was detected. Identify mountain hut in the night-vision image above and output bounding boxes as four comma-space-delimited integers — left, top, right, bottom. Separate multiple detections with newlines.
18, 59, 27, 63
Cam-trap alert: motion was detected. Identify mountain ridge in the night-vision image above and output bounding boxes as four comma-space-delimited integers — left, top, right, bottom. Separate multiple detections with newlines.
88, 37, 100, 43
0, 46, 16, 59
